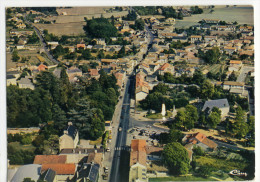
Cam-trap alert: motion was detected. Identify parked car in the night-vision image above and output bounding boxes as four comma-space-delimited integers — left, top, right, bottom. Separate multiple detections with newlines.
106, 148, 110, 152
104, 167, 109, 173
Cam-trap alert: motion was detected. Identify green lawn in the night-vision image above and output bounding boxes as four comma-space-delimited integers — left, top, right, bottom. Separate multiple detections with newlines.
8, 142, 35, 151
149, 176, 217, 181
147, 111, 172, 119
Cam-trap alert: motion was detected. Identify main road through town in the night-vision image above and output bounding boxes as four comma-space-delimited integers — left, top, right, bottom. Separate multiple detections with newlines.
109, 76, 134, 182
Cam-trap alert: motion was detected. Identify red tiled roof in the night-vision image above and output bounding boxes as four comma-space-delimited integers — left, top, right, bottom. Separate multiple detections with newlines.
131, 139, 146, 152
145, 146, 163, 155
186, 132, 217, 149
88, 69, 99, 76
77, 44, 85, 48
230, 60, 242, 64
159, 63, 170, 71
38, 64, 47, 71
33, 155, 67, 164
130, 151, 147, 166
41, 163, 76, 175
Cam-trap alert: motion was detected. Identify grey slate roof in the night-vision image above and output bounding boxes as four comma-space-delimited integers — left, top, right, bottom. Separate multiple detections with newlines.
78, 163, 100, 182
67, 125, 78, 139
19, 77, 33, 85
11, 164, 41, 182
7, 75, 16, 79
202, 99, 229, 112
43, 168, 56, 182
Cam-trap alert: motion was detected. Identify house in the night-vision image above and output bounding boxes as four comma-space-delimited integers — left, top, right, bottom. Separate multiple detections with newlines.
129, 139, 148, 182
204, 36, 217, 42
190, 35, 202, 43
18, 77, 35, 90
59, 122, 79, 151
40, 168, 57, 182
228, 60, 243, 72
76, 44, 86, 49
136, 86, 149, 102
114, 71, 126, 88
16, 23, 26, 29
202, 98, 230, 118
47, 42, 59, 49
16, 44, 25, 50
157, 63, 174, 75
223, 81, 245, 90
135, 72, 150, 102
59, 148, 103, 164
88, 69, 100, 80
33, 155, 67, 165
95, 38, 106, 46
41, 163, 76, 182
182, 132, 218, 151
202, 19, 220, 24
76, 163, 100, 182
67, 67, 82, 81
11, 164, 42, 182
38, 64, 48, 71
224, 47, 237, 55
7, 75, 17, 86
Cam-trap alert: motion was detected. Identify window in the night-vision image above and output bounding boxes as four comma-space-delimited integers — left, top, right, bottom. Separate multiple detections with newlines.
142, 169, 146, 172
142, 173, 146, 176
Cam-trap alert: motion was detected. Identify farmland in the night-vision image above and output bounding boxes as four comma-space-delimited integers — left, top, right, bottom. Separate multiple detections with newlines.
35, 7, 128, 36
175, 6, 253, 28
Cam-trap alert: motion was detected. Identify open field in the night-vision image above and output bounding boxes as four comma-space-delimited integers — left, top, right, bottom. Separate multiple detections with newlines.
34, 22, 86, 36
36, 7, 128, 36
175, 6, 253, 28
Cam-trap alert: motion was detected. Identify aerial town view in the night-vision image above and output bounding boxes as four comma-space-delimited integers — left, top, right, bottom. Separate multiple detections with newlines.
6, 5, 254, 182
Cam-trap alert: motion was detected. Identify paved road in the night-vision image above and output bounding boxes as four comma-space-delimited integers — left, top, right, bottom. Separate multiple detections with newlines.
24, 15, 59, 65
109, 76, 133, 182
236, 66, 254, 82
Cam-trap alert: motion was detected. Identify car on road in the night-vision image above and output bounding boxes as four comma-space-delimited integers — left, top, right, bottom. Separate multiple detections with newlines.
129, 129, 135, 133
118, 127, 122, 131
103, 173, 108, 180
104, 167, 109, 173
106, 148, 110, 152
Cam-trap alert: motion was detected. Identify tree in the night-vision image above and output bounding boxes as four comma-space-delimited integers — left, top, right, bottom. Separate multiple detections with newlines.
12, 49, 20, 62
43, 135, 59, 154
207, 111, 221, 128
228, 71, 237, 81
192, 145, 205, 156
68, 98, 105, 140
84, 17, 117, 39
168, 129, 184, 143
184, 105, 198, 130
200, 80, 214, 99
23, 178, 35, 182
204, 47, 221, 64
162, 142, 190, 175
134, 19, 145, 30
198, 165, 213, 177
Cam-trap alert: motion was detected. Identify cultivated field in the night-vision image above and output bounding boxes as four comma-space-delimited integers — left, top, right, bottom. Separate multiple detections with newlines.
36, 7, 128, 36
175, 5, 254, 28
34, 22, 86, 36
